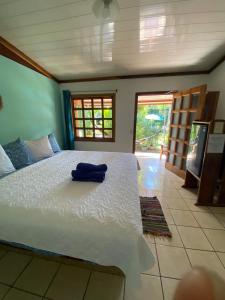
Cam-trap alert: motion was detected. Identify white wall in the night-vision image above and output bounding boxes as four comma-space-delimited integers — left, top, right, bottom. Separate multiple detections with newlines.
61, 74, 208, 153
207, 61, 225, 119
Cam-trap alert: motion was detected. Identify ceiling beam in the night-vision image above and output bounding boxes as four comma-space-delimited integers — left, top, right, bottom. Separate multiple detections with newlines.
0, 36, 58, 82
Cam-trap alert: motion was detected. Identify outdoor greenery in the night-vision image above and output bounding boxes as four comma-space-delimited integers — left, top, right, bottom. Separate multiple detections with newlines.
136, 104, 171, 151
76, 108, 113, 138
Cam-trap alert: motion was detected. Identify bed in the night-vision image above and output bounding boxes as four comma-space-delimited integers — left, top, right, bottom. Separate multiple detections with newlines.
0, 150, 154, 286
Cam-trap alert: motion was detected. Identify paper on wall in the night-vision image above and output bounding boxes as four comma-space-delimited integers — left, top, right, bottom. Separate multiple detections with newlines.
213, 122, 224, 134
207, 134, 225, 153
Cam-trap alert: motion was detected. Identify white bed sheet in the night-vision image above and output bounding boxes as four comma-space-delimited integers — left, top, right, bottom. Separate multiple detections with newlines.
0, 150, 154, 285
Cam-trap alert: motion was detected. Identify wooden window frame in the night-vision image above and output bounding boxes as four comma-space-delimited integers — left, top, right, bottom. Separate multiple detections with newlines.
71, 94, 115, 142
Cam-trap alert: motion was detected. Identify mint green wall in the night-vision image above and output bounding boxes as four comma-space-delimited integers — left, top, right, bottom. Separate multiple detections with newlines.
0, 56, 64, 146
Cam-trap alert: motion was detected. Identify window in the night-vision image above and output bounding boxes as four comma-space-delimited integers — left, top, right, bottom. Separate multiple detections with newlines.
72, 94, 115, 142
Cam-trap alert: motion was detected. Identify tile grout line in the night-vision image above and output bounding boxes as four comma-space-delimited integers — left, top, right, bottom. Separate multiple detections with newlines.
160, 185, 199, 274
43, 263, 62, 298
216, 253, 225, 269
141, 273, 160, 278
0, 282, 11, 289
154, 240, 165, 300
189, 209, 225, 230
1, 268, 97, 300
173, 223, 225, 231
160, 274, 181, 281
186, 209, 225, 271
140, 156, 225, 290
164, 191, 194, 266
174, 223, 194, 270
2, 286, 12, 300
153, 237, 225, 253
82, 271, 92, 300
149, 183, 224, 274
12, 255, 33, 287
8, 286, 44, 298
191, 211, 217, 250
195, 235, 225, 271
155, 192, 223, 253
209, 210, 225, 228
200, 227, 225, 271
141, 272, 182, 282
146, 170, 225, 246
0, 250, 9, 262
160, 193, 224, 274
152, 176, 192, 293
0, 254, 60, 299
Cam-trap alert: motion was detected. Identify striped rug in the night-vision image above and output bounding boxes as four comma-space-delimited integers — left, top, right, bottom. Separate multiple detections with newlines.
140, 196, 172, 237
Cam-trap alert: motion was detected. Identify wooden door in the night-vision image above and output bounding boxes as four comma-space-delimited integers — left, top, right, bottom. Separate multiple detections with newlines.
166, 85, 207, 178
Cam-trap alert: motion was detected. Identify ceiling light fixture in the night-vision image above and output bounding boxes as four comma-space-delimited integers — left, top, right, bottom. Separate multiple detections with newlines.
92, 0, 120, 20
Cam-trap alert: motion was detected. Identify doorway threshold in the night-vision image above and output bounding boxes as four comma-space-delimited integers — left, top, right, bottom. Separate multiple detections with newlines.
135, 151, 166, 159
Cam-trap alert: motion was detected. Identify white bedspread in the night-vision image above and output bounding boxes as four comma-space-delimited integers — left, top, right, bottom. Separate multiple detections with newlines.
0, 151, 154, 285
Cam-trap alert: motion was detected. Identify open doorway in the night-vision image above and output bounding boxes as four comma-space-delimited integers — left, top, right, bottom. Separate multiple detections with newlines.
133, 92, 173, 158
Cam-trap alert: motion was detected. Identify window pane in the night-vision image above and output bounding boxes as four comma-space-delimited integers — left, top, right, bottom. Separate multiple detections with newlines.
83, 99, 92, 108
73, 94, 114, 141
85, 120, 93, 128
76, 129, 84, 137
104, 120, 112, 128
75, 110, 83, 118
95, 129, 103, 138
94, 109, 102, 118
104, 130, 112, 138
103, 109, 112, 118
84, 110, 92, 118
94, 119, 102, 128
75, 120, 83, 128
93, 99, 102, 108
85, 129, 94, 138
103, 98, 112, 108
74, 99, 82, 108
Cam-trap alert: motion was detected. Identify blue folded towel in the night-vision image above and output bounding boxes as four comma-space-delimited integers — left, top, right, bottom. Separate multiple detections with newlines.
71, 170, 105, 183
76, 163, 107, 172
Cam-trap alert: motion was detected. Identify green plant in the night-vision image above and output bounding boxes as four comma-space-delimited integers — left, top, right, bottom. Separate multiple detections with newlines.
136, 104, 171, 150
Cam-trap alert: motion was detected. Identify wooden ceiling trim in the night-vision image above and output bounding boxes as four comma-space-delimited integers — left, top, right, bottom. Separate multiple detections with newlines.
58, 53, 225, 83
0, 36, 58, 82
208, 54, 225, 73
59, 70, 209, 83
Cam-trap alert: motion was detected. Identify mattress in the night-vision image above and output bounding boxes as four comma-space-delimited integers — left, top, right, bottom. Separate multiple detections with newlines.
0, 150, 154, 286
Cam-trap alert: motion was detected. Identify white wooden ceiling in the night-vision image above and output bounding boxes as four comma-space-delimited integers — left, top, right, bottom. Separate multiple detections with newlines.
0, 0, 225, 80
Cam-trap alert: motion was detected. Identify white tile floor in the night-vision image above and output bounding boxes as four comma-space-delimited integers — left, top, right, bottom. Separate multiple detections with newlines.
0, 153, 225, 300
137, 153, 225, 300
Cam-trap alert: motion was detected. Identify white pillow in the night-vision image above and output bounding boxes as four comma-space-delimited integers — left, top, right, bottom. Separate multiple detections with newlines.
0, 145, 15, 177
25, 136, 54, 161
